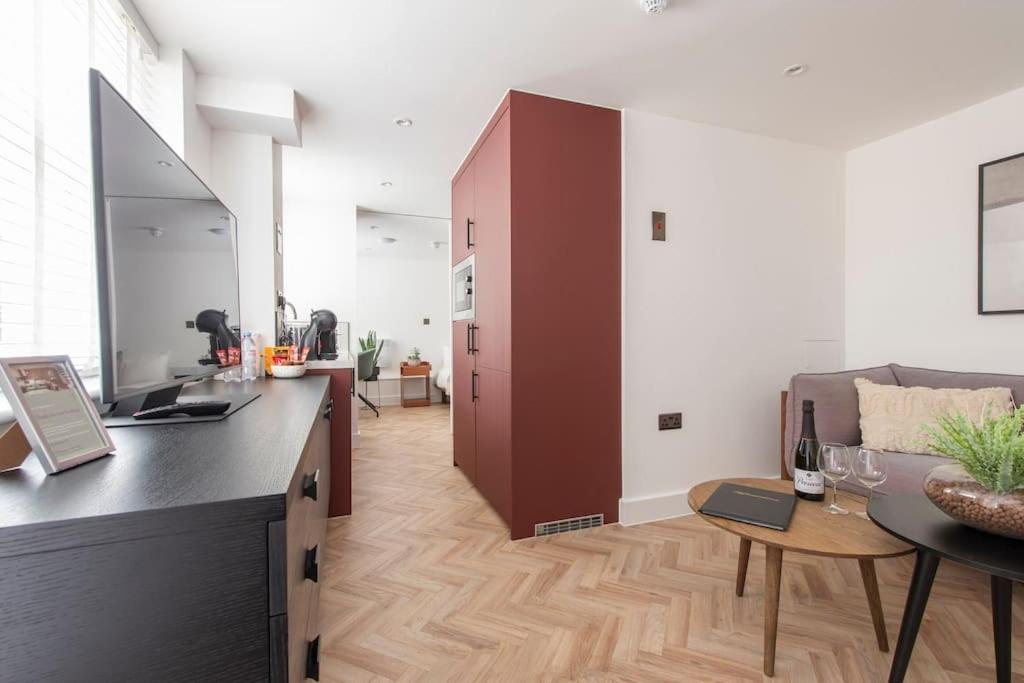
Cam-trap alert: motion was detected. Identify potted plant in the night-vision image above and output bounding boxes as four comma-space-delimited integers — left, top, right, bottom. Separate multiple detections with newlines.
407, 347, 421, 367
923, 407, 1024, 539
358, 330, 385, 380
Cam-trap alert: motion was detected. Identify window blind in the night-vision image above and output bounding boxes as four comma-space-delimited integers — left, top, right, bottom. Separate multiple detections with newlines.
0, 0, 155, 376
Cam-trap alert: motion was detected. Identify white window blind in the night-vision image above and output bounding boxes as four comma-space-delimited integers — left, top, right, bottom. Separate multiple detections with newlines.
0, 0, 155, 377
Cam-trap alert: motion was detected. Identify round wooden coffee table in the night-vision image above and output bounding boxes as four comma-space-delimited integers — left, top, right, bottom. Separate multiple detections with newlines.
688, 478, 913, 677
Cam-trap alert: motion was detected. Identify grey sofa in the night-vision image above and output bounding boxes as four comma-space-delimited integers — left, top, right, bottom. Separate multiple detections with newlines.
783, 364, 1024, 497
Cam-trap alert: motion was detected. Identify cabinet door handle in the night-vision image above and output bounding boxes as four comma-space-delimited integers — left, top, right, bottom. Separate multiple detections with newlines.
323, 398, 333, 420
306, 635, 321, 681
302, 469, 319, 501
466, 218, 475, 249
304, 545, 319, 583
468, 324, 479, 354
471, 371, 478, 402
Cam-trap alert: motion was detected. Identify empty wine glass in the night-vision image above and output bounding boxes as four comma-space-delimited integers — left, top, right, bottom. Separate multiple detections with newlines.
853, 448, 888, 520
818, 443, 851, 515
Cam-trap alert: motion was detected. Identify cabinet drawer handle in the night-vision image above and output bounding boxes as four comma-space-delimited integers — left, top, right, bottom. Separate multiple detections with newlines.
306, 635, 321, 681
302, 470, 319, 501
323, 398, 333, 420
471, 371, 478, 402
304, 545, 319, 583
466, 218, 475, 249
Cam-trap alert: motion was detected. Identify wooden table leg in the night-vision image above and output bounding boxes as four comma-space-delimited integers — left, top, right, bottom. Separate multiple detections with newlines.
859, 558, 889, 651
888, 550, 939, 683
736, 538, 752, 597
764, 545, 783, 677
991, 575, 1013, 683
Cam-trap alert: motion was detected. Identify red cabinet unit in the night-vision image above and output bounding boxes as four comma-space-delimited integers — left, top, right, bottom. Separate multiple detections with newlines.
451, 91, 621, 540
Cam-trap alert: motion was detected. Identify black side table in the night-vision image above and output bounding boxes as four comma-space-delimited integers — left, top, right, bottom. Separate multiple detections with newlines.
869, 494, 1023, 683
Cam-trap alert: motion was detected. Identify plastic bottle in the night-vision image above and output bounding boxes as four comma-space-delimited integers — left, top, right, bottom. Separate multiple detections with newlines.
241, 332, 259, 381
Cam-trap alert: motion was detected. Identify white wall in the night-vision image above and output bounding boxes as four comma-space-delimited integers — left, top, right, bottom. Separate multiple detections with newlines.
209, 130, 277, 346
621, 109, 845, 525
846, 86, 1024, 373
282, 200, 357, 330
356, 255, 449, 403
151, 47, 210, 183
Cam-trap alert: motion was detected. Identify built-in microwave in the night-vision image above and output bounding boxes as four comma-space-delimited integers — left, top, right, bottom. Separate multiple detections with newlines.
452, 254, 475, 321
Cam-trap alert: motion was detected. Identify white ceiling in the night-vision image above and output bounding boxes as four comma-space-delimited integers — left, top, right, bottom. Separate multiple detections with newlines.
134, 0, 1024, 218
356, 211, 449, 261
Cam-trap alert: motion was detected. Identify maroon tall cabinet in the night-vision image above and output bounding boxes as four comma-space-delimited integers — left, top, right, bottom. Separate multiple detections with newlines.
451, 91, 621, 540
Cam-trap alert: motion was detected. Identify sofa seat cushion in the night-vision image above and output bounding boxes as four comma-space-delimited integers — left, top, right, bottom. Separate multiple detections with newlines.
784, 365, 898, 477
855, 378, 1014, 455
838, 450, 949, 497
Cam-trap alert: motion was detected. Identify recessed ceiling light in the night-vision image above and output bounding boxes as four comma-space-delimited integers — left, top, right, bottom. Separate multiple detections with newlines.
369, 225, 379, 230
219, 215, 229, 221
782, 63, 807, 77
380, 181, 393, 187
156, 160, 174, 167
640, 0, 667, 14
430, 240, 448, 249
394, 118, 413, 127
147, 227, 163, 238
379, 236, 397, 244
208, 227, 228, 235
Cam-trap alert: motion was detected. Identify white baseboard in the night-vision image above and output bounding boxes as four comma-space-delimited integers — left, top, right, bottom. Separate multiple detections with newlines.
618, 474, 783, 526
618, 489, 695, 526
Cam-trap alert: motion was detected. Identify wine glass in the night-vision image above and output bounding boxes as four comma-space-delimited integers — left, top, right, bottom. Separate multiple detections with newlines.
818, 443, 851, 515
853, 448, 888, 520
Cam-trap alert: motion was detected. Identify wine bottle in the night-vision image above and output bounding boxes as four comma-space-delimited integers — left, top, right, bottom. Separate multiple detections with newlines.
793, 399, 825, 501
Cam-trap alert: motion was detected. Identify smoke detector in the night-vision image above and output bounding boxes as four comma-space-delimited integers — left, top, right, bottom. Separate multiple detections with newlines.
640, 0, 667, 15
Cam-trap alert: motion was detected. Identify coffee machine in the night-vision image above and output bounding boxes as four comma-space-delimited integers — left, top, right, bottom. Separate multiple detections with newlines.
298, 309, 339, 361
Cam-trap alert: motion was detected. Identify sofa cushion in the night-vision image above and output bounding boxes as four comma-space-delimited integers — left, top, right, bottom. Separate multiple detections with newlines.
855, 378, 1013, 455
838, 450, 948, 497
784, 365, 898, 477
890, 363, 1024, 406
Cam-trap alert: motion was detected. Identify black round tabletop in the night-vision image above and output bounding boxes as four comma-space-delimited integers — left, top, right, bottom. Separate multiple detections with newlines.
869, 494, 1024, 582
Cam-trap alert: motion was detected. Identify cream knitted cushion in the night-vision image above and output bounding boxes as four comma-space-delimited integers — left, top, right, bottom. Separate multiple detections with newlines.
854, 377, 1014, 455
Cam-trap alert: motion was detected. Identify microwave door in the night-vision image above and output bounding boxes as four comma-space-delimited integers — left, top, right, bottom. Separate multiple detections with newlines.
452, 255, 475, 320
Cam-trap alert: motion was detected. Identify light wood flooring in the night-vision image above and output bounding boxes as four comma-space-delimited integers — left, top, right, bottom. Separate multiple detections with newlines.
319, 404, 1024, 681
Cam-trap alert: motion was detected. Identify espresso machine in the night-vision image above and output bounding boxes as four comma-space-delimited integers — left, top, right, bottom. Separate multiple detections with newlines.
297, 309, 339, 361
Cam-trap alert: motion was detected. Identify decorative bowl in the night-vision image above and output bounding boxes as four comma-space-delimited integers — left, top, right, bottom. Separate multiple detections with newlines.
271, 362, 307, 379
923, 463, 1024, 540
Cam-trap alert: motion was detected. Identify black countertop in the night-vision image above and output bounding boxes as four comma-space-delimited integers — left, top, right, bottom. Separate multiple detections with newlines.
0, 376, 329, 556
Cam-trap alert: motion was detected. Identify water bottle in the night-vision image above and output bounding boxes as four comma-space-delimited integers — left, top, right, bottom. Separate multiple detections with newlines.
241, 332, 259, 381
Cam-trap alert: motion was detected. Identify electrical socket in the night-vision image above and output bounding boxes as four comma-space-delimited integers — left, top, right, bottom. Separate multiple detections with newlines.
658, 412, 682, 430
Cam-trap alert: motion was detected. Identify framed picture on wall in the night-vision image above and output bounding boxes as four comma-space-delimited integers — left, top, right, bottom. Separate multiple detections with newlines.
0, 356, 115, 474
979, 151, 1024, 314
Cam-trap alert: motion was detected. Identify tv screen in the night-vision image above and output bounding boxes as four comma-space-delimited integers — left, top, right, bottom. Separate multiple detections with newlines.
90, 69, 240, 404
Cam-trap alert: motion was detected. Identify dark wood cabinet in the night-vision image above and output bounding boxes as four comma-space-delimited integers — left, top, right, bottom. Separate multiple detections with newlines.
451, 91, 621, 540
452, 319, 477, 482
474, 366, 511, 523
451, 160, 475, 265
0, 378, 335, 682
473, 109, 511, 374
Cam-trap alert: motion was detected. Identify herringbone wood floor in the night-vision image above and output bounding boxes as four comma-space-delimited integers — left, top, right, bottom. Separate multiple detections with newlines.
319, 405, 1024, 681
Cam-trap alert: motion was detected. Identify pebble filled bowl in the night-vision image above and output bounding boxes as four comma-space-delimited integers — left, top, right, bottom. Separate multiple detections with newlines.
924, 463, 1024, 540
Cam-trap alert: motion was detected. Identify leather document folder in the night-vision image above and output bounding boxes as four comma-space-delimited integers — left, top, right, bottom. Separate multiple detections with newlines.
698, 483, 796, 531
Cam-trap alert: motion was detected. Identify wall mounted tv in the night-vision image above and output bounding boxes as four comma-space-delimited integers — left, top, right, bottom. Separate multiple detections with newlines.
89, 69, 241, 412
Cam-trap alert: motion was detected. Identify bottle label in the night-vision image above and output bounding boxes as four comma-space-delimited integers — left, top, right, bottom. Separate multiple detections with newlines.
794, 468, 824, 494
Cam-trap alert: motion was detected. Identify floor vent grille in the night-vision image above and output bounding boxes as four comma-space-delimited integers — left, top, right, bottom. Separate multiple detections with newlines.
535, 514, 604, 537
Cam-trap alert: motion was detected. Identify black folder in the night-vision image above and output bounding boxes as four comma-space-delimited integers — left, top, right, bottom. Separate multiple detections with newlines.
698, 483, 796, 531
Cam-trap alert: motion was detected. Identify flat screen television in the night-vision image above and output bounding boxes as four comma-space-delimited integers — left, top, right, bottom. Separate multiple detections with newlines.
89, 69, 241, 411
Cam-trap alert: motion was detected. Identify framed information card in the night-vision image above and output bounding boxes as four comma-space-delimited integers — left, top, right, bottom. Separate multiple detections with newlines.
0, 356, 115, 474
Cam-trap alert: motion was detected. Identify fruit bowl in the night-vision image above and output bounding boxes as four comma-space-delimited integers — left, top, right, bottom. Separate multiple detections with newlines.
271, 362, 307, 379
